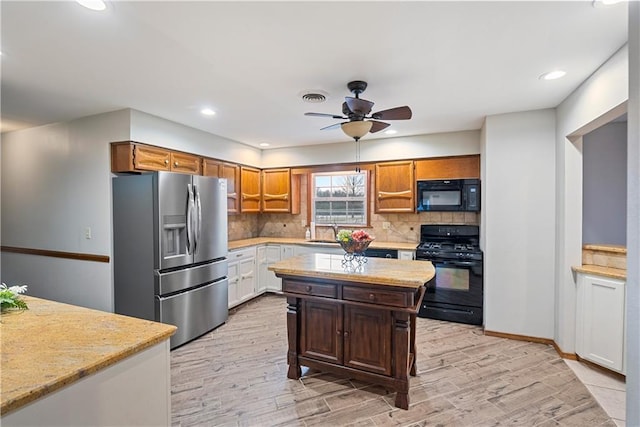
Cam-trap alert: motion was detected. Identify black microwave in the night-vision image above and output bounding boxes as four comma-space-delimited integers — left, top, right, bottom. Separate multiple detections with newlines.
416, 179, 480, 212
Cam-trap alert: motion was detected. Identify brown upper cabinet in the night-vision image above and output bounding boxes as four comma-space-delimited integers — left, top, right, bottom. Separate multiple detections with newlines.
262, 168, 300, 214
415, 155, 480, 180
170, 151, 201, 175
220, 163, 241, 214
202, 158, 222, 177
240, 166, 261, 213
375, 160, 415, 213
203, 158, 240, 214
111, 142, 201, 175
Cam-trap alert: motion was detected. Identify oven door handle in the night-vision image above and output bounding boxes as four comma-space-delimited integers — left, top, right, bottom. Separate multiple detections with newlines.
431, 260, 480, 267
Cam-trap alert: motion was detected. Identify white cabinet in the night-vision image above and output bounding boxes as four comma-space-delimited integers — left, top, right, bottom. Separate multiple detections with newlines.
256, 246, 268, 294
3, 342, 171, 426
257, 244, 296, 293
281, 244, 295, 259
398, 250, 415, 260
576, 273, 626, 373
228, 261, 240, 308
228, 247, 256, 308
260, 245, 282, 292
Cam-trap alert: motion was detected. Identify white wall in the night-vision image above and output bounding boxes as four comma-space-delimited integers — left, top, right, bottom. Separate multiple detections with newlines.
129, 109, 261, 167
481, 109, 556, 339
626, 2, 639, 424
0, 108, 265, 312
555, 44, 628, 353
583, 121, 627, 245
1, 110, 131, 311
261, 130, 480, 168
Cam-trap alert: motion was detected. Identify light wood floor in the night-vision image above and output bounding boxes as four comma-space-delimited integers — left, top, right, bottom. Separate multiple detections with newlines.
171, 294, 614, 426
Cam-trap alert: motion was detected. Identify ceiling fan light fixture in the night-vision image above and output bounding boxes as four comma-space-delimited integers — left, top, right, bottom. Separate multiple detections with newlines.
341, 121, 373, 140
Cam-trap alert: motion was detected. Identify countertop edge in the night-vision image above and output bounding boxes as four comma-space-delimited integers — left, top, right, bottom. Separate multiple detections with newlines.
271, 268, 428, 288
268, 254, 433, 289
572, 264, 627, 280
1, 296, 177, 416
229, 237, 418, 251
1, 326, 176, 415
582, 244, 627, 254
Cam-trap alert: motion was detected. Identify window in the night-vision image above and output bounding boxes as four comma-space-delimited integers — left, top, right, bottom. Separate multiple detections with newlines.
311, 171, 368, 226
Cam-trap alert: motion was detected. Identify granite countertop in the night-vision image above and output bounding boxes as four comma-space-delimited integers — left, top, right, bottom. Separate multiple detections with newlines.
0, 296, 177, 415
572, 264, 627, 280
268, 253, 434, 288
229, 237, 418, 251
582, 244, 627, 254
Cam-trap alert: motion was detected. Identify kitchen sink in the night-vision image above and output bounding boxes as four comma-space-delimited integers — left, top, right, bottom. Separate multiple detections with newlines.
307, 239, 339, 244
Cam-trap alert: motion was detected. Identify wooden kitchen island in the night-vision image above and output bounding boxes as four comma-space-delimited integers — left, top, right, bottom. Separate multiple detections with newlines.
269, 253, 434, 410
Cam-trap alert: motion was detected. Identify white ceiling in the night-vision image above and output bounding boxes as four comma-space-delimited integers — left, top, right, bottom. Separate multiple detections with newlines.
0, 1, 628, 149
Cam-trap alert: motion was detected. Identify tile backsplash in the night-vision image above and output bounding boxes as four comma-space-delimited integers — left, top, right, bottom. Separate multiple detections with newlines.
227, 174, 479, 243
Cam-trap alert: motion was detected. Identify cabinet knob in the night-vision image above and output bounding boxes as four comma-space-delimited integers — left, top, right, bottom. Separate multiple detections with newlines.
336, 330, 341, 335
174, 162, 179, 167
369, 293, 376, 301
344, 331, 349, 337
164, 159, 169, 164
306, 285, 312, 293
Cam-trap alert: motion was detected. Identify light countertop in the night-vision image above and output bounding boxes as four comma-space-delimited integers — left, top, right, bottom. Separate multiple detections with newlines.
0, 296, 176, 415
229, 237, 418, 251
268, 253, 434, 288
582, 244, 627, 254
572, 264, 627, 280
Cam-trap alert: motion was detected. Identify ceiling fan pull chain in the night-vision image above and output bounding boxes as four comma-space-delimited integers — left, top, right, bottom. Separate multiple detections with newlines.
355, 139, 361, 173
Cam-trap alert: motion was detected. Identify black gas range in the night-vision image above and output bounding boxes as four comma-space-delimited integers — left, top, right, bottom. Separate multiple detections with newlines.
415, 225, 484, 325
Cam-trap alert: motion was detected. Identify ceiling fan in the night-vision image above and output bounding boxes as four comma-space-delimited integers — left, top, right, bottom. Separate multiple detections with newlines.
305, 80, 412, 141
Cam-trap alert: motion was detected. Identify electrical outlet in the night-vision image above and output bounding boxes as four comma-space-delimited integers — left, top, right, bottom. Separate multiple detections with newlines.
382, 222, 391, 230
84, 227, 92, 239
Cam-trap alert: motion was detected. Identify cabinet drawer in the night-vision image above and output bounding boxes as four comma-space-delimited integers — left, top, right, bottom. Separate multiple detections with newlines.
343, 286, 411, 307
284, 280, 337, 298
229, 247, 255, 261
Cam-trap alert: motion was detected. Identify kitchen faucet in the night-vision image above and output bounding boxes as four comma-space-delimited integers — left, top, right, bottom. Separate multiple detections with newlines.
331, 223, 339, 239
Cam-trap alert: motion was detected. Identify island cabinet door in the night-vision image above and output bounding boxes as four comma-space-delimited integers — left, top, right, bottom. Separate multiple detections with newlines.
343, 306, 392, 376
300, 300, 343, 364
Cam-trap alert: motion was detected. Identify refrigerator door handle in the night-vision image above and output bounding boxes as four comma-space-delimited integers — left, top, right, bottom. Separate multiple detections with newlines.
186, 184, 194, 255
194, 185, 202, 253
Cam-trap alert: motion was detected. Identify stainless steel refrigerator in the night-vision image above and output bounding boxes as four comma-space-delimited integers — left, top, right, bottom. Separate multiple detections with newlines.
112, 171, 228, 349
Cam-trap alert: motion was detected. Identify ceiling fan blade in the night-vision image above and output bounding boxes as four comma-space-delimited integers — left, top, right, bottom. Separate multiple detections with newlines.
320, 122, 344, 131
370, 106, 412, 120
369, 121, 391, 133
345, 97, 374, 115
305, 112, 346, 119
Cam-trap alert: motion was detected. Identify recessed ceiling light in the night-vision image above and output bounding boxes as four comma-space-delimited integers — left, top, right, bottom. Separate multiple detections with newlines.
592, 0, 624, 7
384, 129, 398, 135
201, 108, 216, 116
76, 0, 107, 11
259, 143, 270, 147
539, 70, 566, 80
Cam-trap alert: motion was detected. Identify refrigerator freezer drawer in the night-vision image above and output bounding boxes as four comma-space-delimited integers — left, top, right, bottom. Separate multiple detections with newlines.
156, 258, 228, 295
156, 279, 228, 349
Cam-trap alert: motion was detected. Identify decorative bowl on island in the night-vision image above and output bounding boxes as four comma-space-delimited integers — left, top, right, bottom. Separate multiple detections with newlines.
336, 230, 374, 254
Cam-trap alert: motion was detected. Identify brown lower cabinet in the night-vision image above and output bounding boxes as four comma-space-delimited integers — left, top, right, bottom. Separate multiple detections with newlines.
283, 277, 424, 410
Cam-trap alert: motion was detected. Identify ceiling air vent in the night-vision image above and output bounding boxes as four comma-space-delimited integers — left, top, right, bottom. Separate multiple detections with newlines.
301, 90, 328, 103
